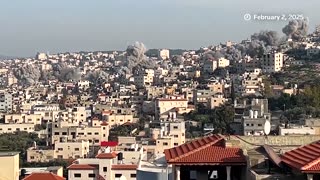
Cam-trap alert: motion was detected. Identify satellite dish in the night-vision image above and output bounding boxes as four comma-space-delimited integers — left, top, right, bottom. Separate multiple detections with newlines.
264, 120, 271, 135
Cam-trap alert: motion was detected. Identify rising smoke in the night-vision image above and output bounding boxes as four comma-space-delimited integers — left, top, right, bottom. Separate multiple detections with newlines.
119, 42, 157, 76
282, 19, 309, 41
14, 64, 41, 85
53, 62, 81, 82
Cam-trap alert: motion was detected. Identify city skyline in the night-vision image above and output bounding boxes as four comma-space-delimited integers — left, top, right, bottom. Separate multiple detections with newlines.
1, 0, 320, 56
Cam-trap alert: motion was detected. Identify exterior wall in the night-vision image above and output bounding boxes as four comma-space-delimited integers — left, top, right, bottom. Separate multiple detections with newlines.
112, 169, 137, 180
5, 114, 42, 124
208, 96, 226, 109
68, 169, 99, 180
218, 57, 230, 68
208, 83, 224, 94
159, 49, 170, 60
105, 114, 134, 126
137, 168, 173, 180
155, 99, 188, 120
0, 153, 19, 180
55, 141, 90, 159
0, 123, 34, 134
0, 93, 12, 113
203, 60, 218, 73
261, 52, 284, 73
27, 149, 54, 162
279, 127, 316, 135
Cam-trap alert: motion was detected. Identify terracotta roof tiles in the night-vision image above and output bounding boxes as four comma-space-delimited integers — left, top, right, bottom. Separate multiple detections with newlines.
281, 141, 320, 172
23, 173, 65, 180
67, 164, 98, 170
164, 134, 246, 165
95, 152, 118, 159
111, 164, 138, 170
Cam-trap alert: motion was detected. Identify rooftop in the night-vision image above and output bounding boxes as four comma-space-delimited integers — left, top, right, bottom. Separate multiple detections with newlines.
0, 151, 19, 157
23, 172, 65, 180
164, 134, 246, 165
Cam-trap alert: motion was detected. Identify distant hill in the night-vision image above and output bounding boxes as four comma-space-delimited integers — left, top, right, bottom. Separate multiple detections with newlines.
0, 54, 17, 60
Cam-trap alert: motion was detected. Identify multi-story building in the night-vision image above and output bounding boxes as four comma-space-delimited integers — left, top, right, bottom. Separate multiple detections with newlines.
208, 94, 227, 109
5, 114, 42, 124
193, 89, 216, 106
155, 96, 188, 121
242, 99, 271, 135
67, 148, 141, 180
203, 60, 218, 73
48, 121, 109, 146
0, 123, 35, 134
261, 52, 284, 73
158, 49, 170, 60
217, 57, 230, 68
0, 92, 12, 113
55, 140, 90, 159
0, 152, 19, 180
103, 112, 135, 127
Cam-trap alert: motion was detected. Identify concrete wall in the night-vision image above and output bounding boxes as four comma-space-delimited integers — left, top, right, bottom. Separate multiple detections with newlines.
137, 169, 173, 180
231, 135, 320, 150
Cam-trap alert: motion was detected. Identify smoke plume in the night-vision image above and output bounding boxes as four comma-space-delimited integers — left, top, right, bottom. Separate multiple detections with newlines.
14, 64, 41, 85
282, 19, 309, 41
119, 42, 157, 75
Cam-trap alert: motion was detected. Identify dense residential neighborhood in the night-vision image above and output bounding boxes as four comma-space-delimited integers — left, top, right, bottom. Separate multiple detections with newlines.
2, 16, 320, 180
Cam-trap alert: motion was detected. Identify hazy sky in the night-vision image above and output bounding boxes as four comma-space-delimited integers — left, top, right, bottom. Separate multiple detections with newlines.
1, 0, 320, 56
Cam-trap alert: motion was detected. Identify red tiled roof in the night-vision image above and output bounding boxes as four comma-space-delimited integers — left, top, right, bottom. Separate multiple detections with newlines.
281, 141, 320, 172
96, 152, 118, 159
67, 164, 98, 170
164, 134, 246, 165
100, 121, 109, 126
111, 164, 138, 170
101, 141, 118, 147
23, 173, 65, 180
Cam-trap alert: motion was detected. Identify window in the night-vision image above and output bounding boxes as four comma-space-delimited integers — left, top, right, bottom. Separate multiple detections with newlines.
62, 132, 67, 135
54, 132, 59, 135
88, 174, 95, 178
174, 143, 178, 146
58, 148, 63, 151
115, 174, 122, 178
95, 132, 99, 135
174, 135, 178, 138
131, 174, 136, 178
163, 142, 168, 146
74, 173, 81, 178
57, 155, 63, 159
173, 126, 178, 129
103, 167, 107, 172
87, 132, 92, 135
75, 148, 80, 151
8, 128, 11, 131
258, 124, 262, 127
30, 156, 34, 159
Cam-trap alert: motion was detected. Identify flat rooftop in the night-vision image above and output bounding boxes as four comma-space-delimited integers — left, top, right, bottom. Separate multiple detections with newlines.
0, 151, 19, 157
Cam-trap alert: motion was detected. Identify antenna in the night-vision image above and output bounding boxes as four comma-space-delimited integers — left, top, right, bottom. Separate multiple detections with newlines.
264, 120, 271, 135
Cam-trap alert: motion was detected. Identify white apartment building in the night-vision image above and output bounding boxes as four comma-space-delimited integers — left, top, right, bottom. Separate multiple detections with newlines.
158, 49, 170, 60
0, 93, 12, 113
261, 52, 284, 73
68, 148, 141, 180
217, 57, 230, 68
155, 97, 188, 121
5, 114, 42, 125
55, 140, 90, 159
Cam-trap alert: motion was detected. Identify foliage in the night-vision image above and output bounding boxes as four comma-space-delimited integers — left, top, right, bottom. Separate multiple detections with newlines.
186, 104, 235, 134
0, 132, 46, 165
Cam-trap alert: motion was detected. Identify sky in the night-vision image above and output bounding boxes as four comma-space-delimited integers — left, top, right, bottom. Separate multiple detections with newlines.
1, 0, 320, 57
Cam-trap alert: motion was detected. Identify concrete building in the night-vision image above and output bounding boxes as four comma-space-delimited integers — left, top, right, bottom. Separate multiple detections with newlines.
158, 49, 170, 60
55, 140, 90, 159
193, 89, 215, 106
242, 99, 271, 136
208, 94, 227, 109
0, 152, 19, 180
261, 52, 284, 73
103, 112, 135, 127
217, 57, 230, 68
0, 123, 35, 134
155, 97, 188, 121
67, 148, 141, 180
203, 60, 218, 73
0, 92, 12, 113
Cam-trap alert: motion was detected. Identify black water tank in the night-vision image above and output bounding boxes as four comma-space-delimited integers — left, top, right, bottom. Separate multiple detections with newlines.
117, 152, 123, 161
